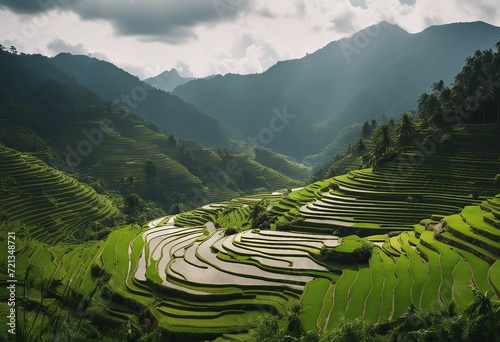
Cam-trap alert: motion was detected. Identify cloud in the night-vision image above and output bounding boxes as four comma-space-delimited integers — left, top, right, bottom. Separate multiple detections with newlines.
175, 60, 195, 77
350, 0, 368, 10
295, 0, 307, 19
330, 9, 357, 33
399, 0, 417, 5
210, 33, 287, 75
256, 6, 275, 18
46, 37, 109, 61
47, 37, 89, 55
0, 0, 255, 44
0, 0, 54, 14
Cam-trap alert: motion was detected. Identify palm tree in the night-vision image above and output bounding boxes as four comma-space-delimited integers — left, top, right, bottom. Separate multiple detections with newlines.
394, 113, 417, 152
466, 286, 493, 317
477, 84, 495, 124
464, 286, 500, 341
391, 304, 428, 342
416, 91, 444, 128
432, 80, 445, 99
372, 124, 392, 159
417, 93, 432, 124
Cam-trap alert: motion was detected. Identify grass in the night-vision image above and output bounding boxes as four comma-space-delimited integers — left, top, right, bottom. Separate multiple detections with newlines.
0, 146, 117, 243
6, 124, 499, 339
300, 278, 332, 332
327, 265, 358, 329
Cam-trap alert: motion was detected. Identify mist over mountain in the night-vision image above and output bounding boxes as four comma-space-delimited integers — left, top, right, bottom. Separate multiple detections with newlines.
172, 21, 500, 161
0, 48, 309, 214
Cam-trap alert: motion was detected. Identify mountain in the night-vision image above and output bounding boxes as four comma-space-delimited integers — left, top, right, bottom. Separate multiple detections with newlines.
0, 49, 307, 215
172, 21, 500, 161
143, 68, 195, 92
3, 26, 500, 342
48, 53, 231, 148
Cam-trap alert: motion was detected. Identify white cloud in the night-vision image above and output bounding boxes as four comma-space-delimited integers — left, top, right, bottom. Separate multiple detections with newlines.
46, 37, 109, 61
47, 37, 89, 55
1, 0, 499, 78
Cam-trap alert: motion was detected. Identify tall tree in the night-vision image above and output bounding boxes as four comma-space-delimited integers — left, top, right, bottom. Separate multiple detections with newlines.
361, 121, 372, 138
432, 80, 445, 99
124, 193, 144, 217
372, 124, 392, 159
394, 113, 417, 152
417, 93, 432, 124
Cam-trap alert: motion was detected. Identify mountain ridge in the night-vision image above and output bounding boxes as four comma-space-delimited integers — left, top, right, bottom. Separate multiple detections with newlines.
143, 68, 195, 92
172, 21, 500, 162
48, 53, 232, 148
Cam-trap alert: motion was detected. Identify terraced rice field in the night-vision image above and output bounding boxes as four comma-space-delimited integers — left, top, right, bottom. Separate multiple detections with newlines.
3, 196, 498, 339
3, 125, 498, 340
28, 193, 489, 340
0, 145, 117, 243
274, 127, 500, 235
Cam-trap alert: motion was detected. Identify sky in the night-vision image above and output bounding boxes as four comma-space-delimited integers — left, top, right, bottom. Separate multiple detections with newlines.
0, 0, 499, 79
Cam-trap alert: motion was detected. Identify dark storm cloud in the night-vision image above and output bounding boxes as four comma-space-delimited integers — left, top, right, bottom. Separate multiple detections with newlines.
0, 0, 49, 14
0, 0, 75, 14
0, 0, 253, 43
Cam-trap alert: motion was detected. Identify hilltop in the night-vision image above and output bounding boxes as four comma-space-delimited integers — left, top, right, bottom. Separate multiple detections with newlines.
143, 69, 195, 93
172, 21, 500, 161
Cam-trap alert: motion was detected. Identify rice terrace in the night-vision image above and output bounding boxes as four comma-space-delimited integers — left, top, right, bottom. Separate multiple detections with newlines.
1, 10, 500, 342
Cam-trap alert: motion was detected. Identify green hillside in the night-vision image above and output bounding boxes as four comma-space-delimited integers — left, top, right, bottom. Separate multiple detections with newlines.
1, 33, 500, 342
0, 145, 117, 243
0, 48, 309, 215
49, 53, 232, 148
173, 21, 500, 161
274, 125, 500, 236
3, 120, 498, 341
253, 148, 311, 181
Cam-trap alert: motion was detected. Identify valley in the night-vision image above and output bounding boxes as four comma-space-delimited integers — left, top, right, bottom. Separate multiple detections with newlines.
0, 21, 500, 342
